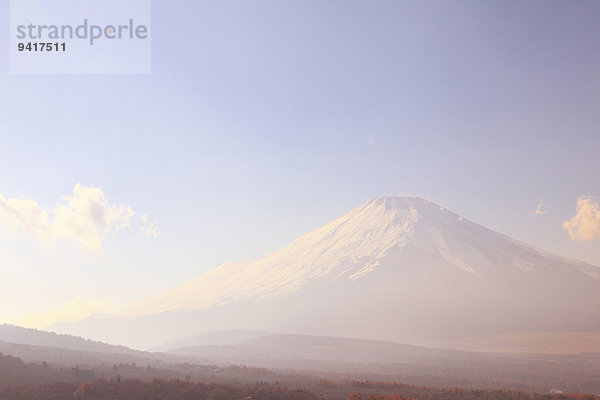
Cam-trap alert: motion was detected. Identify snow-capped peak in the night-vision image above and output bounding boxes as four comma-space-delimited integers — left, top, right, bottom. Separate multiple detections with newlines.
120, 196, 599, 318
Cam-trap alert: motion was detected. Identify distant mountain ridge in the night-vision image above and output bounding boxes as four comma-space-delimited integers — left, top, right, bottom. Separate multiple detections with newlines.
150, 329, 271, 352
0, 324, 201, 367
164, 333, 476, 364
52, 197, 600, 349
0, 324, 133, 354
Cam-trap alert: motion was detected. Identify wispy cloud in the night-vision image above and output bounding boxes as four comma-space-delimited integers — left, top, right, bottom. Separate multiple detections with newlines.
533, 202, 547, 216
0, 184, 158, 251
563, 195, 600, 241
138, 214, 159, 238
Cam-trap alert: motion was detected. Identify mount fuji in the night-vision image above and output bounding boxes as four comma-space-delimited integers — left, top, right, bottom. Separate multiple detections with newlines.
51, 197, 600, 350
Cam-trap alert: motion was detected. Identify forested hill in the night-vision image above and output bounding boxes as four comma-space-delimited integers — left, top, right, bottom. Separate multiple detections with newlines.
0, 324, 138, 355
0, 352, 599, 400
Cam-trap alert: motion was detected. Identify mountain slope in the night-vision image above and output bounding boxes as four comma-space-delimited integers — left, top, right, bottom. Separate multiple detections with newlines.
0, 324, 133, 354
0, 324, 193, 366
123, 197, 598, 317
52, 197, 600, 349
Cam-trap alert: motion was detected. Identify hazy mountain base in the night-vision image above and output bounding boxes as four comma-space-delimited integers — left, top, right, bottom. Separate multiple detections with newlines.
3, 325, 599, 394
161, 333, 600, 394
51, 246, 600, 351
432, 331, 600, 354
52, 198, 600, 351
33, 197, 600, 396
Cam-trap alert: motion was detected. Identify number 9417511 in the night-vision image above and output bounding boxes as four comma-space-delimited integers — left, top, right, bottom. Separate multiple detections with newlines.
18, 42, 66, 52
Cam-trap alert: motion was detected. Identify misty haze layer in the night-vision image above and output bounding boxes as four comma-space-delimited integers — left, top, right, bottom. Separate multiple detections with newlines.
51, 197, 600, 349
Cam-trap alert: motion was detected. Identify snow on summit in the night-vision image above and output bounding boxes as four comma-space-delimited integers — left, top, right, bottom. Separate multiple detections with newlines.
50, 196, 600, 349
121, 196, 599, 318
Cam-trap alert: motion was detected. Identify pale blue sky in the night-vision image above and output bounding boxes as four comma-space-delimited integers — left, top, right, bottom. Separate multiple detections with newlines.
0, 0, 599, 327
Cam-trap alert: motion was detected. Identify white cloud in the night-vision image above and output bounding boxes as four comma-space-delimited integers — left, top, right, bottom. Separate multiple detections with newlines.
0, 184, 158, 250
138, 214, 159, 238
563, 195, 600, 241
366, 136, 374, 145
0, 196, 52, 240
533, 202, 547, 216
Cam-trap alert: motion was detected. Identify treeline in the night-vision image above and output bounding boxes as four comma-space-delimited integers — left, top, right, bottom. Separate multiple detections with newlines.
2, 379, 598, 400
0, 353, 89, 386
338, 381, 599, 400
0, 379, 319, 400
344, 391, 598, 400
1, 353, 599, 400
0, 352, 296, 387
